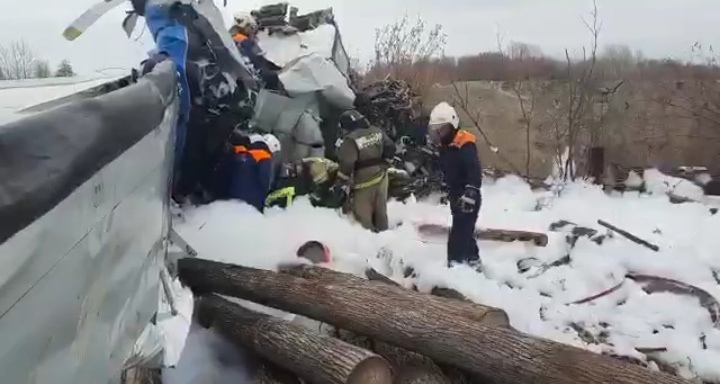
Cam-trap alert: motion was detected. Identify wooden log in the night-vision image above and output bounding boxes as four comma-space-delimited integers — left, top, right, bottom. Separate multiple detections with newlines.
281, 264, 509, 327
335, 329, 453, 384
254, 362, 302, 384
365, 267, 402, 286
286, 265, 472, 383
179, 259, 688, 384
368, 270, 497, 383
367, 266, 508, 327
476, 228, 549, 247
197, 294, 393, 384
416, 223, 548, 247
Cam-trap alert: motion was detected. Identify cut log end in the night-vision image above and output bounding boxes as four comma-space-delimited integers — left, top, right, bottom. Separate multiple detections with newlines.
199, 294, 393, 384
346, 356, 394, 384
336, 329, 452, 384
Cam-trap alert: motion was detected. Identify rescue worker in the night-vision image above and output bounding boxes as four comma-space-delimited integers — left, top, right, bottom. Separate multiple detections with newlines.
230, 12, 262, 58
266, 157, 343, 209
133, 0, 260, 204
333, 109, 396, 232
227, 132, 281, 212
230, 12, 281, 89
427, 102, 483, 270
132, 0, 191, 191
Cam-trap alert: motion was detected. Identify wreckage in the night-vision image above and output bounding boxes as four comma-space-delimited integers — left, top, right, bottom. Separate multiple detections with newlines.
249, 3, 442, 202
0, 2, 444, 383
2, 1, 719, 383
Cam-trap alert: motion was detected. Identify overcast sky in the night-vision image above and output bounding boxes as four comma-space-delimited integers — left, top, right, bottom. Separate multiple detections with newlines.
1, 0, 719, 75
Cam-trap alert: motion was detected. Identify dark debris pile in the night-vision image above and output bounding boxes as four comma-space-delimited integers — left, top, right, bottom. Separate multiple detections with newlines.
251, 2, 335, 35
352, 78, 446, 201
355, 78, 422, 141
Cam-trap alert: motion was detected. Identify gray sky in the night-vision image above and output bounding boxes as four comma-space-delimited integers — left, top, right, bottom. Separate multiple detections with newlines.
1, 0, 719, 75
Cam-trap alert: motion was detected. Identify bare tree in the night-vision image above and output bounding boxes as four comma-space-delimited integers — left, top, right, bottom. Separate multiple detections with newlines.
33, 60, 51, 78
0, 40, 36, 80
549, 0, 602, 181
497, 35, 544, 178
369, 14, 446, 96
648, 42, 720, 168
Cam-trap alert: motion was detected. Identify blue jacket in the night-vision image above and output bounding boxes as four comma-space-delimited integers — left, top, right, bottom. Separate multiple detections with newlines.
232, 33, 263, 65
438, 129, 482, 202
144, 4, 191, 172
227, 142, 273, 212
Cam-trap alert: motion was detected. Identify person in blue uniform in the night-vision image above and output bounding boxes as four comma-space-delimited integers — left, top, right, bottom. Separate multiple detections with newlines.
133, 0, 261, 204
427, 102, 483, 271
230, 12, 282, 90
134, 0, 191, 182
226, 133, 281, 212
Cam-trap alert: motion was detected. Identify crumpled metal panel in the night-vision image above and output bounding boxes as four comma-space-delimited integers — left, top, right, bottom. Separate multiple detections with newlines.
252, 90, 317, 134
252, 90, 325, 164
0, 62, 178, 384
278, 52, 355, 110
330, 22, 351, 77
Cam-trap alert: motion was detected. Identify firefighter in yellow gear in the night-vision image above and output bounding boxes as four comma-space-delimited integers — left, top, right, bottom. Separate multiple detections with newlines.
265, 157, 341, 209
333, 109, 396, 232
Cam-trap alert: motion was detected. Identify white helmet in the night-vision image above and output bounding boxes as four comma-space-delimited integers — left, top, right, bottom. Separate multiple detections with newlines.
232, 12, 258, 33
429, 102, 459, 130
262, 134, 282, 154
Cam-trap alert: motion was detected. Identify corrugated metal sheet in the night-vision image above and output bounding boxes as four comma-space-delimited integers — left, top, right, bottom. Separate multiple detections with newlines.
0, 61, 179, 384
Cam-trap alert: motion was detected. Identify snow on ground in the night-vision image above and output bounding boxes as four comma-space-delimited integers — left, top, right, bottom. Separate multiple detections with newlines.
166, 174, 720, 383
162, 324, 253, 384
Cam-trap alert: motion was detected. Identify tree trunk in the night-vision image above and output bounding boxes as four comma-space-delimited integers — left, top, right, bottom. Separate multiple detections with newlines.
335, 329, 453, 384
179, 259, 689, 384
363, 269, 486, 384
279, 264, 509, 327
254, 361, 302, 384
287, 265, 470, 384
416, 224, 548, 247
476, 228, 548, 247
588, 147, 604, 184
197, 294, 393, 384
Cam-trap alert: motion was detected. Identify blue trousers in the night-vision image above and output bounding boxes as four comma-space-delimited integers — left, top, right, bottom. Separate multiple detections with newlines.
448, 201, 480, 264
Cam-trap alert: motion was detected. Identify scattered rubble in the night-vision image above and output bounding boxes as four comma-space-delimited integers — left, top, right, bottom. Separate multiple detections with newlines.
355, 78, 421, 140
549, 220, 609, 246
597, 220, 660, 252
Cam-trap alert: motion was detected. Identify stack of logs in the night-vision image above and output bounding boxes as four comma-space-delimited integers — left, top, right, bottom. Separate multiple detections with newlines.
178, 258, 690, 384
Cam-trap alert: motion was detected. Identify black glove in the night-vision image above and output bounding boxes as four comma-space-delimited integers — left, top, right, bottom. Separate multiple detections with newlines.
458, 185, 480, 213
322, 184, 349, 209
329, 183, 350, 205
